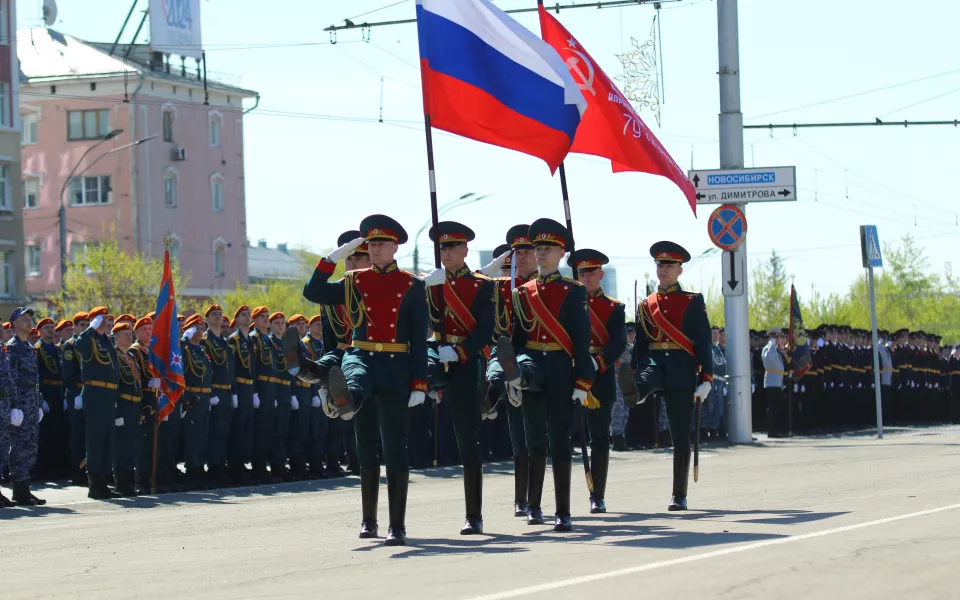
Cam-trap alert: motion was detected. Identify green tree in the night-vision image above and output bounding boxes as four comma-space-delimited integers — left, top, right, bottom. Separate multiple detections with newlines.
217, 252, 343, 319
749, 250, 789, 330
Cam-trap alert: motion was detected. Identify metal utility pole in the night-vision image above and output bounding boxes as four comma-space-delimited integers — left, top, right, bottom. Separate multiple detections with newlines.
717, 0, 752, 443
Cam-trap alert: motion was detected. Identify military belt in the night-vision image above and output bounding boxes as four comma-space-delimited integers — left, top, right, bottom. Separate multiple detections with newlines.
589, 346, 605, 355
352, 340, 410, 353
257, 375, 286, 384
186, 386, 212, 393
119, 393, 140, 403
85, 380, 118, 390
649, 342, 684, 351
524, 341, 564, 352
75, 382, 84, 389
337, 342, 350, 350
295, 380, 311, 388
236, 377, 254, 385
765, 369, 787, 376
212, 383, 232, 390
432, 333, 465, 344
41, 379, 63, 386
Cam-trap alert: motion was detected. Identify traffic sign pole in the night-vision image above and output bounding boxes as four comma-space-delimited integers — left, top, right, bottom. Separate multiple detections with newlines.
868, 265, 883, 439
717, 0, 752, 444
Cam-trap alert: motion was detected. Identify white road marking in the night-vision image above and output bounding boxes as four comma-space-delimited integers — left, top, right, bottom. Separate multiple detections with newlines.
467, 502, 960, 600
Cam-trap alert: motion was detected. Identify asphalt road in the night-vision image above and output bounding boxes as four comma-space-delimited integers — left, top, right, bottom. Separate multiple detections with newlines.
2, 425, 958, 599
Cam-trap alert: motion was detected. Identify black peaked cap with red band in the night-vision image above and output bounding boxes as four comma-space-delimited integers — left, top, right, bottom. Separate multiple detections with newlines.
359, 214, 408, 245
650, 241, 691, 264
428, 221, 475, 249
567, 248, 609, 272
528, 218, 570, 250
506, 224, 534, 249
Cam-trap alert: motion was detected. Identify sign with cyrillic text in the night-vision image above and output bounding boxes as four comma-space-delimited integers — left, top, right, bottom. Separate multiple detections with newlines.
687, 166, 797, 205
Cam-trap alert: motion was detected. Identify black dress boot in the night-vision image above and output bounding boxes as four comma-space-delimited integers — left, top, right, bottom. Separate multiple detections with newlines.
282, 326, 328, 384
384, 470, 409, 546
513, 456, 529, 517
0, 488, 14, 508
526, 456, 547, 525
460, 466, 483, 535
668, 449, 691, 511
13, 481, 46, 506
71, 468, 88, 487
612, 435, 627, 452
553, 461, 573, 532
88, 474, 121, 500
114, 472, 137, 497
328, 367, 362, 420
359, 467, 380, 539
590, 447, 609, 514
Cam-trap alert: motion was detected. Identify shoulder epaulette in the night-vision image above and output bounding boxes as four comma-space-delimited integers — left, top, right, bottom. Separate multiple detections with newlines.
470, 271, 492, 282
33, 340, 42, 349
64, 337, 76, 346
560, 276, 584, 287
604, 294, 625, 306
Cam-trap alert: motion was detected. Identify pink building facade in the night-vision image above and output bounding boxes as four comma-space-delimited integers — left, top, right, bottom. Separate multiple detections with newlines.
18, 28, 258, 303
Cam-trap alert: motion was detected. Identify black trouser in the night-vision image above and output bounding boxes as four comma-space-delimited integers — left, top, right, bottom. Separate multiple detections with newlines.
229, 383, 255, 469
38, 384, 68, 477
207, 390, 234, 470
662, 387, 695, 452
586, 366, 615, 453
83, 386, 118, 478
765, 387, 787, 436
252, 380, 276, 467
437, 356, 484, 470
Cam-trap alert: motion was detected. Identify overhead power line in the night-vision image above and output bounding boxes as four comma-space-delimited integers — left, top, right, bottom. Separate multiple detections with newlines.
744, 119, 960, 130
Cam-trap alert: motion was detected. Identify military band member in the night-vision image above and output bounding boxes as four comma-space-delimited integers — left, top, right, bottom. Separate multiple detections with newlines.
63, 311, 89, 486
498, 218, 595, 532
111, 321, 142, 496
627, 242, 712, 511
422, 220, 496, 535
269, 312, 295, 482
76, 307, 122, 499
229, 306, 258, 485
36, 317, 67, 479
487, 227, 537, 518
250, 306, 279, 484
567, 249, 626, 514
204, 305, 235, 488
303, 214, 428, 546
181, 314, 213, 490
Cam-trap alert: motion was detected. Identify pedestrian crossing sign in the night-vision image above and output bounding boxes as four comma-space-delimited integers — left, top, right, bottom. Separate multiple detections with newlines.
859, 225, 882, 268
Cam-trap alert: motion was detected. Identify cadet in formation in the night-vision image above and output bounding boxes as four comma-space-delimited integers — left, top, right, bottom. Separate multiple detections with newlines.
498, 218, 595, 532
111, 321, 142, 496
182, 314, 213, 489
36, 317, 68, 479
422, 220, 497, 535
62, 311, 89, 486
204, 305, 235, 488
623, 242, 712, 510
302, 214, 428, 546
228, 305, 257, 486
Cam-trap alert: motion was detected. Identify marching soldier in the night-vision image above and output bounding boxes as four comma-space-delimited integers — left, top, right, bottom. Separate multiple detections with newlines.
181, 314, 213, 490
228, 306, 258, 485
624, 242, 712, 511
763, 328, 788, 437
63, 311, 89, 486
497, 218, 595, 532
269, 312, 295, 482
2, 307, 46, 505
36, 317, 67, 479
486, 226, 537, 518
422, 220, 496, 535
204, 305, 235, 488
131, 316, 162, 494
302, 214, 428, 546
111, 321, 142, 496
566, 249, 626, 513
250, 306, 279, 484
76, 307, 122, 499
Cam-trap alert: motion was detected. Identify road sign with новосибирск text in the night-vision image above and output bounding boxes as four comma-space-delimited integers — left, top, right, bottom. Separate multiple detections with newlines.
688, 166, 797, 205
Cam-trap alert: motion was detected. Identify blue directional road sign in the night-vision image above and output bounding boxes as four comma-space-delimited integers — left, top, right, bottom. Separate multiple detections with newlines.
707, 204, 747, 251
860, 225, 883, 268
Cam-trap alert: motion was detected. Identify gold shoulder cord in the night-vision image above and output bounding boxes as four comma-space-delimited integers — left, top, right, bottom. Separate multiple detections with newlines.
39, 345, 59, 374
206, 337, 227, 367
426, 286, 442, 326
511, 287, 538, 333
118, 352, 138, 386
253, 332, 272, 365
232, 336, 251, 370
186, 345, 207, 378
89, 335, 115, 366
637, 301, 662, 343
323, 305, 349, 340
493, 282, 510, 335
341, 273, 366, 331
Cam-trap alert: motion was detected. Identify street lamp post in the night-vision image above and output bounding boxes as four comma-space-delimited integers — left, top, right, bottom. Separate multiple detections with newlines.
59, 132, 157, 290
411, 192, 491, 272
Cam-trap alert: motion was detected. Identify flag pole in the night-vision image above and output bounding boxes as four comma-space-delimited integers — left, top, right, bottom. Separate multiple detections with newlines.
787, 283, 795, 436
151, 394, 159, 494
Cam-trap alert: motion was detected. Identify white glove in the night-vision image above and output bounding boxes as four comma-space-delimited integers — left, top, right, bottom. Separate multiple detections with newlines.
694, 381, 712, 401
232, 394, 238, 409
162, 415, 169, 422
39, 408, 44, 423
326, 237, 365, 263
183, 326, 197, 339
148, 378, 162, 389
408, 390, 426, 408
422, 267, 446, 288
311, 395, 321, 408
857, 383, 862, 389
830, 382, 835, 389
751, 384, 756, 393
115, 417, 124, 427
180, 408, 186, 418
320, 388, 337, 419
572, 388, 588, 405
507, 384, 522, 407
63, 399, 68, 411
291, 397, 300, 410
428, 390, 441, 404
723, 386, 728, 396
89, 315, 104, 330
210, 396, 220, 406
274, 399, 278, 408
591, 357, 599, 371
801, 385, 806, 393
10, 409, 24, 427
793, 383, 798, 393
479, 250, 511, 277
74, 396, 83, 411
438, 345, 459, 364
253, 393, 260, 409
42, 401, 50, 413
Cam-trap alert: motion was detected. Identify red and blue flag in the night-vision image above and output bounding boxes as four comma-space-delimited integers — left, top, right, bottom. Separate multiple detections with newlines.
789, 284, 812, 379
148, 249, 185, 420
415, 0, 587, 173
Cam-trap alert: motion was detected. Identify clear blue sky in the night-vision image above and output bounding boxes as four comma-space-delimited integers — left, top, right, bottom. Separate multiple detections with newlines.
20, 0, 960, 306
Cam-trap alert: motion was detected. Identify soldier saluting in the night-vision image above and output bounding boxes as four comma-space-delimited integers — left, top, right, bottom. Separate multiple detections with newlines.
624, 242, 712, 511
302, 214, 428, 546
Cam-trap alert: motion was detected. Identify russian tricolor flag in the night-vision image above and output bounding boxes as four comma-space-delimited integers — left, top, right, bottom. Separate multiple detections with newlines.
416, 0, 587, 173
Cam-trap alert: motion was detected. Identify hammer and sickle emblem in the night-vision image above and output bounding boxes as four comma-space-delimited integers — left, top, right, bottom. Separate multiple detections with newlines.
565, 50, 596, 96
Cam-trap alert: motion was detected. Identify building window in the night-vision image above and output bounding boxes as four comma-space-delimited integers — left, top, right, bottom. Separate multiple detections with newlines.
162, 109, 175, 142
209, 113, 221, 147
211, 175, 223, 212
164, 171, 178, 207
68, 175, 112, 206
67, 109, 110, 141
26, 245, 42, 277
0, 165, 9, 211
23, 178, 39, 210
69, 242, 95, 263
214, 241, 226, 277
0, 252, 13, 298
0, 83, 9, 127
22, 113, 38, 145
